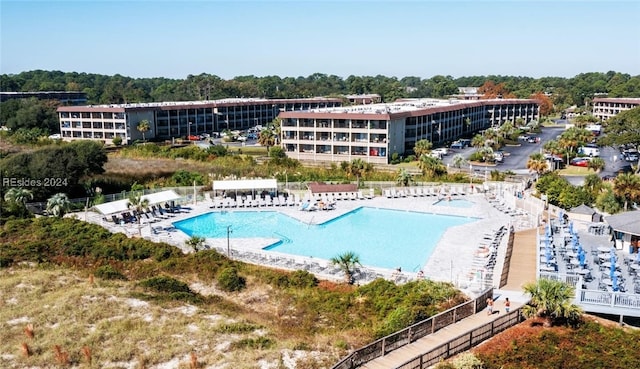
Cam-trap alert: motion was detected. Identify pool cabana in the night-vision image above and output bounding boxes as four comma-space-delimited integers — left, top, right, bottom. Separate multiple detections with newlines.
212, 179, 278, 199
93, 190, 182, 215
605, 211, 640, 254
307, 182, 358, 200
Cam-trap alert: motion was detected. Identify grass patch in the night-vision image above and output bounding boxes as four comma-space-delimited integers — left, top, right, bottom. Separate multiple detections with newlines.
558, 167, 593, 175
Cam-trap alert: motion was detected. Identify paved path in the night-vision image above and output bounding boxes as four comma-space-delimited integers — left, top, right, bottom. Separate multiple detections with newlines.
360, 224, 538, 369
361, 295, 526, 369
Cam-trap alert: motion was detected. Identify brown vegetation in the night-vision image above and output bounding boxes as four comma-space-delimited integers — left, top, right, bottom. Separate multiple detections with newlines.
24, 324, 34, 339
53, 344, 70, 366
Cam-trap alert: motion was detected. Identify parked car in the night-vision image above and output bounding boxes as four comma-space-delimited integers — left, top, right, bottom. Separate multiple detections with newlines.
432, 147, 449, 156
187, 135, 200, 141
450, 141, 464, 149
570, 157, 590, 167
526, 136, 537, 143
493, 151, 504, 163
622, 149, 639, 162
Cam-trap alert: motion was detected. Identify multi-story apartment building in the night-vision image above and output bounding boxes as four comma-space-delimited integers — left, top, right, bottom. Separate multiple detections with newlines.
278, 98, 539, 164
592, 97, 640, 121
56, 97, 342, 144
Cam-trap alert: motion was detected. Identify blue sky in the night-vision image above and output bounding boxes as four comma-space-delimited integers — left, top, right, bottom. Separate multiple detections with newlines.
1, 0, 639, 79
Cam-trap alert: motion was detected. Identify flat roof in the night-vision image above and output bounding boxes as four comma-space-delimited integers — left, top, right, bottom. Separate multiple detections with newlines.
57, 97, 343, 112
279, 98, 538, 120
593, 97, 640, 104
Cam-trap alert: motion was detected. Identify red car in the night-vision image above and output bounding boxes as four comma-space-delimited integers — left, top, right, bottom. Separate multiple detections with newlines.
570, 158, 590, 167
188, 135, 200, 141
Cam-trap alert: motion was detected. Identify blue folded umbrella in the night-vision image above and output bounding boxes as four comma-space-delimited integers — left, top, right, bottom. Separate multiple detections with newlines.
636, 251, 640, 264
612, 274, 619, 292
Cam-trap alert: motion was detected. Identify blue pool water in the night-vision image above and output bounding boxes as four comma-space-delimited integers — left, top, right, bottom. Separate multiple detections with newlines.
433, 199, 475, 208
173, 207, 476, 271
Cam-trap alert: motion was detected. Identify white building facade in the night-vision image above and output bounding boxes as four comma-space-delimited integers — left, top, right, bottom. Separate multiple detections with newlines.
57, 97, 342, 145
592, 97, 640, 121
278, 99, 539, 164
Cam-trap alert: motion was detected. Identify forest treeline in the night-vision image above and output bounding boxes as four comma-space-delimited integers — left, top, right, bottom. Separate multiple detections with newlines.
2, 70, 639, 109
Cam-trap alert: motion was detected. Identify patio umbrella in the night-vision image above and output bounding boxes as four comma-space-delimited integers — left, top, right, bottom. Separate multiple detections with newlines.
568, 220, 573, 234
578, 249, 586, 268
612, 274, 619, 292
545, 225, 551, 238
635, 251, 640, 264
610, 248, 617, 262
559, 210, 564, 224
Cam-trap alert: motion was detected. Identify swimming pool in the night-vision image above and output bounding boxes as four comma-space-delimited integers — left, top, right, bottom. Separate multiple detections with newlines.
173, 207, 476, 271
433, 199, 475, 208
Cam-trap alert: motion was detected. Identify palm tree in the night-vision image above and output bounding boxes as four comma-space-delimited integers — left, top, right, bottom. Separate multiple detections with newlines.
522, 279, 582, 327
613, 173, 640, 211
330, 251, 362, 284
451, 153, 467, 169
396, 168, 413, 187
185, 236, 205, 252
526, 153, 548, 176
4, 188, 33, 217
583, 174, 603, 199
471, 134, 485, 149
4, 188, 33, 208
498, 120, 514, 140
137, 119, 151, 142
418, 155, 446, 178
479, 146, 494, 163
346, 158, 372, 187
413, 139, 432, 158
46, 193, 70, 218
127, 191, 150, 227
587, 157, 605, 172
258, 129, 275, 154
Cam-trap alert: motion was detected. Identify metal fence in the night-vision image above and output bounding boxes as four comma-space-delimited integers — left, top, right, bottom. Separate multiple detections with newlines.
26, 186, 208, 214
331, 288, 493, 369
396, 308, 524, 369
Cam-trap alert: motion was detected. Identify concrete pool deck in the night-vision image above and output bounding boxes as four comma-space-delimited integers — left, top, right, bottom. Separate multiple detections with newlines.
82, 190, 532, 294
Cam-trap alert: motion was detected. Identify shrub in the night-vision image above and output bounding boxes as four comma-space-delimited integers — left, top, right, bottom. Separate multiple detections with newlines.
214, 322, 262, 333
288, 270, 318, 288
139, 276, 192, 294
112, 136, 122, 146
216, 267, 246, 292
95, 264, 127, 280
375, 306, 413, 338
231, 337, 274, 350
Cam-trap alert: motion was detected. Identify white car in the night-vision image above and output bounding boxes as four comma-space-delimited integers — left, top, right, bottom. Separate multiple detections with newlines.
432, 148, 449, 156
48, 133, 62, 140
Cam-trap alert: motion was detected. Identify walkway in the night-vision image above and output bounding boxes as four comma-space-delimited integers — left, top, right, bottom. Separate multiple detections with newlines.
359, 225, 538, 369
360, 295, 525, 369
502, 228, 538, 290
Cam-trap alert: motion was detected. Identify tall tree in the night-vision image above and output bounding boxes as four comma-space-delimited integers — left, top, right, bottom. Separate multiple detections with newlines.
137, 119, 151, 142
531, 91, 553, 116
413, 139, 433, 158
527, 153, 548, 176
613, 173, 640, 211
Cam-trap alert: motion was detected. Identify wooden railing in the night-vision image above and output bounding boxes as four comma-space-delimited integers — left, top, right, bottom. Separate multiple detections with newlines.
395, 308, 524, 369
331, 288, 493, 369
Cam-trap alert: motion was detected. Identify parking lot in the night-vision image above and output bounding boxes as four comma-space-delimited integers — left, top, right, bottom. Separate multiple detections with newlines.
441, 124, 637, 180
